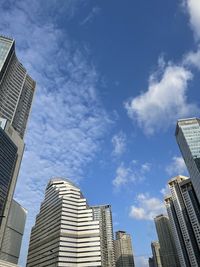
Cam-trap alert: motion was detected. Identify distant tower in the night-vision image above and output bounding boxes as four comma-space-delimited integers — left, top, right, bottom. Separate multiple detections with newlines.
0, 35, 36, 138
26, 178, 102, 267
175, 118, 200, 202
91, 205, 115, 267
164, 175, 200, 266
151, 241, 162, 267
154, 214, 180, 267
114, 231, 135, 267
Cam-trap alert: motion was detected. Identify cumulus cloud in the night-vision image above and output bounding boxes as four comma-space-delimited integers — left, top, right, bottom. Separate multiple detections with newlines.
113, 161, 151, 189
125, 60, 199, 135
129, 193, 165, 220
166, 156, 188, 176
0, 0, 110, 265
160, 185, 171, 196
183, 0, 200, 41
112, 131, 126, 156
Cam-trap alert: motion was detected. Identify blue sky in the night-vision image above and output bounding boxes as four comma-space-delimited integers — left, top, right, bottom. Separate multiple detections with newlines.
1, 0, 200, 266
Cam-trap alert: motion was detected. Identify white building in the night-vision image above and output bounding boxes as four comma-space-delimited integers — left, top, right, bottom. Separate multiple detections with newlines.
26, 178, 102, 267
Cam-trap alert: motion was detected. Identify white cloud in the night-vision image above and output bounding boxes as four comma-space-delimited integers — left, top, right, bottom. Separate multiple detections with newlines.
113, 161, 151, 189
135, 256, 149, 267
81, 6, 101, 25
0, 1, 111, 265
183, 0, 200, 41
129, 193, 165, 220
125, 61, 199, 135
160, 185, 170, 196
166, 156, 188, 176
112, 131, 126, 156
184, 46, 200, 69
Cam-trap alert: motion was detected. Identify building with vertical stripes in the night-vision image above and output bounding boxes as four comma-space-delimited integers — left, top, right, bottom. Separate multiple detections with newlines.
154, 214, 180, 267
150, 241, 162, 267
175, 118, 200, 203
0, 35, 36, 139
26, 178, 102, 267
91, 205, 115, 267
164, 175, 200, 266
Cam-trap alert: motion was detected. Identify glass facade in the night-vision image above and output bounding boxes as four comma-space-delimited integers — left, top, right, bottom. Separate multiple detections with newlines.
0, 38, 12, 71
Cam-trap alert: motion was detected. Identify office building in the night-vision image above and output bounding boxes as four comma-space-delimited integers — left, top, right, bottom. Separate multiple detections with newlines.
26, 178, 102, 267
175, 118, 200, 202
0, 259, 19, 267
148, 257, 155, 267
154, 214, 180, 267
114, 231, 135, 267
0, 199, 27, 264
0, 118, 24, 250
151, 241, 162, 267
0, 35, 36, 138
164, 176, 200, 266
91, 205, 115, 267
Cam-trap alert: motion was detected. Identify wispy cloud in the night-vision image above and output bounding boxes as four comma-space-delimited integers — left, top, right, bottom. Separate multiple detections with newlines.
80, 6, 101, 25
135, 256, 149, 267
112, 131, 126, 156
166, 156, 188, 176
0, 0, 110, 265
113, 161, 151, 189
125, 58, 198, 135
129, 193, 165, 221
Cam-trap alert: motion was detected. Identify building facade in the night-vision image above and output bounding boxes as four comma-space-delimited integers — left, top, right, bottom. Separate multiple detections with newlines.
27, 178, 102, 267
114, 231, 135, 267
154, 214, 180, 267
164, 175, 200, 266
175, 118, 200, 203
0, 199, 27, 264
91, 205, 115, 267
151, 241, 162, 267
0, 35, 36, 138
0, 118, 24, 250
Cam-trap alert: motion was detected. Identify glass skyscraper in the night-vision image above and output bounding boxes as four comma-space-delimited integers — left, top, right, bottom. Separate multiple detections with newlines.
175, 118, 200, 203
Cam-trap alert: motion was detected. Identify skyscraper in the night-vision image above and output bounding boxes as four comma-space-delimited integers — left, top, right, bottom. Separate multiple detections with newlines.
0, 118, 24, 249
164, 175, 200, 266
27, 178, 102, 267
91, 205, 115, 267
175, 118, 200, 202
0, 35, 36, 138
154, 214, 180, 267
114, 231, 135, 267
0, 199, 27, 264
150, 241, 162, 267
0, 35, 35, 264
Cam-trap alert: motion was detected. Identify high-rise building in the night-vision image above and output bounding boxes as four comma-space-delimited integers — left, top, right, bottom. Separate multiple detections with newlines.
114, 231, 135, 267
26, 178, 102, 267
0, 35, 36, 138
91, 205, 115, 267
164, 175, 200, 266
154, 214, 180, 267
175, 118, 200, 202
151, 241, 162, 267
0, 199, 27, 264
0, 118, 24, 249
148, 257, 155, 267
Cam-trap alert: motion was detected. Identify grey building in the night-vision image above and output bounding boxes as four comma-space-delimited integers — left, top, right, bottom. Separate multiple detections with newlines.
0, 118, 24, 251
0, 259, 19, 267
151, 241, 162, 267
27, 178, 102, 267
114, 231, 135, 267
91, 205, 115, 267
154, 214, 180, 267
148, 257, 155, 267
164, 175, 200, 266
175, 118, 200, 203
0, 199, 27, 264
0, 35, 36, 138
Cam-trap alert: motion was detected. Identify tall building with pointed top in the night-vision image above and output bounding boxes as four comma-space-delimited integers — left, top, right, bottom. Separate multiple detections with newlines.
0, 35, 36, 139
175, 118, 200, 202
151, 241, 162, 267
27, 178, 102, 267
